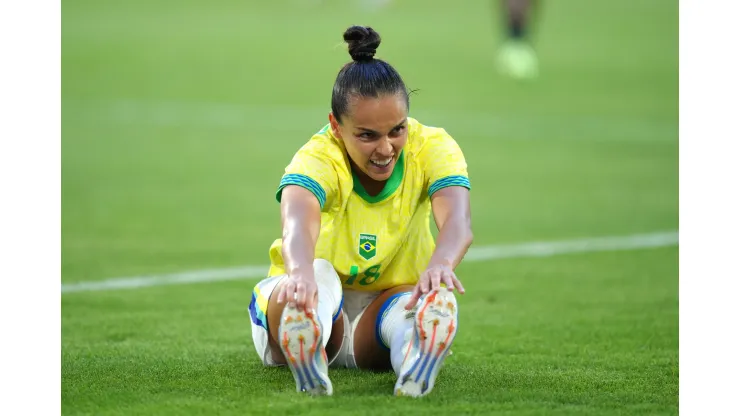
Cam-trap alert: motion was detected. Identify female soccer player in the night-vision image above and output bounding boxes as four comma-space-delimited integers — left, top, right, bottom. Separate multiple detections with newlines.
248, 25, 473, 397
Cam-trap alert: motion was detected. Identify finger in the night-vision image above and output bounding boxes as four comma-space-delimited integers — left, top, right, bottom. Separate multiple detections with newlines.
305, 286, 318, 312
295, 282, 307, 311
282, 281, 296, 307
452, 275, 466, 294
420, 273, 431, 295
276, 283, 286, 304
430, 271, 442, 290
405, 285, 421, 310
441, 272, 455, 291
278, 280, 293, 304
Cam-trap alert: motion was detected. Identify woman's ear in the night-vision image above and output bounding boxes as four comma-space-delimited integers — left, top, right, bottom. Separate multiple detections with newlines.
328, 112, 342, 139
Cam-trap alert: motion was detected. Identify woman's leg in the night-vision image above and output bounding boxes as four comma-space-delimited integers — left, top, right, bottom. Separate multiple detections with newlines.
352, 285, 459, 397
251, 259, 345, 395
352, 285, 416, 370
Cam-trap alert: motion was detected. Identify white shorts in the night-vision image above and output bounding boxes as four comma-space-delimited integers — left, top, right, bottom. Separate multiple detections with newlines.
248, 274, 382, 369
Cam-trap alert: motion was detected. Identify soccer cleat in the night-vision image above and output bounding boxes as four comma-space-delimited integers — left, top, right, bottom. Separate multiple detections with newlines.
278, 305, 333, 396
394, 287, 458, 397
496, 40, 539, 80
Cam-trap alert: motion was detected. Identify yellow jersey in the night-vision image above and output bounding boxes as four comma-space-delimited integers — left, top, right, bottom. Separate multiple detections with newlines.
267, 117, 470, 291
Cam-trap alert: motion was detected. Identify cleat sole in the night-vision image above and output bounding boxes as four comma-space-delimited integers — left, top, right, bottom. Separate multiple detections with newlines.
278, 305, 333, 396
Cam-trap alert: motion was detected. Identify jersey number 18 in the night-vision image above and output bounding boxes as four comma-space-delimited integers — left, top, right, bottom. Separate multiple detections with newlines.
345, 264, 381, 286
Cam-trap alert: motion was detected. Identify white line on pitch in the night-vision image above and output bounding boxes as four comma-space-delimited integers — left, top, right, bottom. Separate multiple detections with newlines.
61, 231, 678, 294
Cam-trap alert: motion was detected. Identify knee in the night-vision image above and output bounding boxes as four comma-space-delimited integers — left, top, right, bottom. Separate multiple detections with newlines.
313, 258, 342, 286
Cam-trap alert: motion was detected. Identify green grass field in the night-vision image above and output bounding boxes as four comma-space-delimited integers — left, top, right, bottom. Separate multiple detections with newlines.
62, 0, 678, 414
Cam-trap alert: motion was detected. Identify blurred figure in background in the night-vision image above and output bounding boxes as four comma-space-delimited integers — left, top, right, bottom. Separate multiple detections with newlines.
496, 0, 539, 79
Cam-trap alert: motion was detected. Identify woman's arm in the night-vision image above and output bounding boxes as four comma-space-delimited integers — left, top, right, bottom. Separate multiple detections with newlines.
406, 186, 473, 308
429, 186, 474, 271
276, 185, 322, 311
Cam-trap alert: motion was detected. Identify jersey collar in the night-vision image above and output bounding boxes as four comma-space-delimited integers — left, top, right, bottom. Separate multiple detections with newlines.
352, 150, 405, 203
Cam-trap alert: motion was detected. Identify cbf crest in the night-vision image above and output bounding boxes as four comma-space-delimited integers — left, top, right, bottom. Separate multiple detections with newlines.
359, 233, 377, 260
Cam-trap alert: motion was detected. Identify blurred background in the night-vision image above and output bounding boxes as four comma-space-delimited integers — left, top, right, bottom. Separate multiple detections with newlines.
62, 0, 678, 413
62, 0, 677, 280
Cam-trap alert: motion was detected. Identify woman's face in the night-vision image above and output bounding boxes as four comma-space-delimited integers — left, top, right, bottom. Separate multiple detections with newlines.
330, 93, 408, 182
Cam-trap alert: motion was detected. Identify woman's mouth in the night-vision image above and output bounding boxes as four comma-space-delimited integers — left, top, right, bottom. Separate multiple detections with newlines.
370, 157, 392, 168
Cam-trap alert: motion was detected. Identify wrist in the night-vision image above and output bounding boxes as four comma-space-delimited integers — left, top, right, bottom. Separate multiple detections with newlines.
286, 263, 316, 279
427, 256, 454, 269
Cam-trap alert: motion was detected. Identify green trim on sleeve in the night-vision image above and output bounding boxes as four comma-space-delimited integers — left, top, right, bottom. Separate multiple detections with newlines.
276, 173, 327, 209
428, 175, 470, 198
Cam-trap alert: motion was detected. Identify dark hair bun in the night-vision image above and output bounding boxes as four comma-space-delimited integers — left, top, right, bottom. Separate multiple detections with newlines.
343, 26, 381, 62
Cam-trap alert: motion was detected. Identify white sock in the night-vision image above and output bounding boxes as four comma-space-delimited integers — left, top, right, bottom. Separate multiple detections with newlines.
377, 292, 415, 375
389, 320, 414, 375
313, 259, 343, 348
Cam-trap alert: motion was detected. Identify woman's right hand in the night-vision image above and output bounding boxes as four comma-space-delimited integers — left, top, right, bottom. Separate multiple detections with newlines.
276, 269, 318, 312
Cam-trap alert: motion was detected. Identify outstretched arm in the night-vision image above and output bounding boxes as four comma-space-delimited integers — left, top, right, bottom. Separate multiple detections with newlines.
405, 186, 473, 309
429, 186, 474, 271
276, 185, 322, 311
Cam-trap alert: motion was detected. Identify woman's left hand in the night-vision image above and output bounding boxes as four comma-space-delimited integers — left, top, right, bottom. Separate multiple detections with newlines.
405, 263, 465, 310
